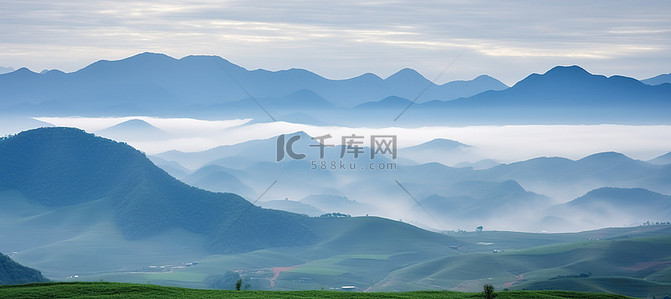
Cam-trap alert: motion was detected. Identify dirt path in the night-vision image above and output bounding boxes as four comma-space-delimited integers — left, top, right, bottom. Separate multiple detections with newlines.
269, 266, 298, 287
504, 274, 524, 287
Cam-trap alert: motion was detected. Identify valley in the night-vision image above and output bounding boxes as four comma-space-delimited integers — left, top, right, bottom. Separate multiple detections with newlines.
0, 50, 670, 298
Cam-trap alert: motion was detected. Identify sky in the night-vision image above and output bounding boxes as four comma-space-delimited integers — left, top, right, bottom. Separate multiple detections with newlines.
0, 1, 670, 85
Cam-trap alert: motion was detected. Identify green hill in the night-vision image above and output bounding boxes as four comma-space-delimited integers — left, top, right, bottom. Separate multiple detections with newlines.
0, 252, 48, 285
376, 233, 671, 298
0, 127, 316, 253
0, 282, 633, 298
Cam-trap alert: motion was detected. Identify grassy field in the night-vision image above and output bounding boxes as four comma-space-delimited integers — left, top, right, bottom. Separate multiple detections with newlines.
0, 282, 634, 298
373, 235, 671, 297
61, 226, 671, 296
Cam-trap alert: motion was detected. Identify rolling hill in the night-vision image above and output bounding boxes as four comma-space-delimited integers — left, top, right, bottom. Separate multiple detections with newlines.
374, 231, 671, 297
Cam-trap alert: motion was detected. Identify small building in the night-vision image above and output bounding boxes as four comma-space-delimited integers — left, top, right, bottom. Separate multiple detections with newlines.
341, 286, 356, 291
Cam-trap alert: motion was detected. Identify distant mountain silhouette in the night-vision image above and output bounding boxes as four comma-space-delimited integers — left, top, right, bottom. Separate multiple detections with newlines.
649, 152, 671, 165
476, 151, 671, 199
384, 151, 671, 211
642, 73, 671, 86
0, 52, 507, 115
259, 198, 323, 217
97, 119, 170, 140
147, 156, 190, 178
2, 55, 667, 124
565, 187, 671, 221
400, 138, 476, 166
182, 165, 255, 198
396, 65, 671, 124
301, 194, 373, 215
454, 159, 499, 170
405, 138, 471, 151
420, 180, 551, 220
0, 252, 49, 285
353, 96, 413, 110
0, 127, 317, 253
0, 116, 53, 136
569, 187, 671, 208
483, 152, 651, 182
156, 131, 314, 170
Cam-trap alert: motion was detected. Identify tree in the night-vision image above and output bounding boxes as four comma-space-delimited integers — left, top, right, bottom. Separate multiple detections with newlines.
235, 278, 242, 291
483, 284, 497, 299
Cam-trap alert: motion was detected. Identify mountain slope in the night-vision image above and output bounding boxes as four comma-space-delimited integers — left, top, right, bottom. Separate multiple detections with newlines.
0, 252, 49, 285
649, 152, 671, 165
0, 127, 316, 253
642, 73, 671, 86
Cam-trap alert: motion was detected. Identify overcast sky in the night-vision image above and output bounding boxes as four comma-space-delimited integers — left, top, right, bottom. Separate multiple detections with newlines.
1, 0, 669, 85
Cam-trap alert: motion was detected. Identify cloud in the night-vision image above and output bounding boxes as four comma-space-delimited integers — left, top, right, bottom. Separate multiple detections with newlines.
0, 0, 670, 84
31, 117, 671, 162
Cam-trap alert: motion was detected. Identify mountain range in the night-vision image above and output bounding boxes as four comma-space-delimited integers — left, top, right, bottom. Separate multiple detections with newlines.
2, 53, 668, 125
148, 129, 671, 232
0, 52, 506, 116
382, 66, 671, 124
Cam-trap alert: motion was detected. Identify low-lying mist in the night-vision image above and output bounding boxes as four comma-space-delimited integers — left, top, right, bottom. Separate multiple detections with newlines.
31, 116, 671, 161
8, 116, 671, 234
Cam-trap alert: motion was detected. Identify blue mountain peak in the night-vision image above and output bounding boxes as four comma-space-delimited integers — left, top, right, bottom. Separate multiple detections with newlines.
386, 68, 428, 82
14, 67, 36, 74
543, 65, 591, 77
578, 152, 631, 163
